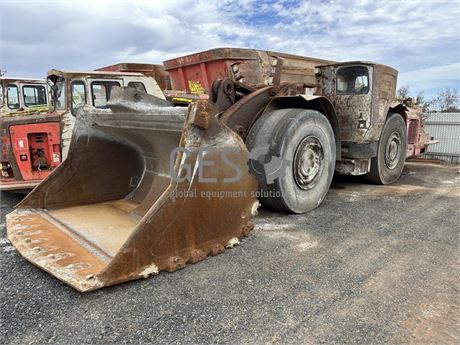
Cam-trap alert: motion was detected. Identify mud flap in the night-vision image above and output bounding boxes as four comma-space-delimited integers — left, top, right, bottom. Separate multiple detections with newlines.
7, 88, 258, 292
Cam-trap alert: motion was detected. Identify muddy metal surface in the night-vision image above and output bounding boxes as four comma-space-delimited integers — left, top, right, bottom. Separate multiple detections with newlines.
1, 161, 459, 344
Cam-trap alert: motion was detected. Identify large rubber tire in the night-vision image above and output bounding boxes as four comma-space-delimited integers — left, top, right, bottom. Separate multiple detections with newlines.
246, 108, 336, 214
366, 113, 407, 184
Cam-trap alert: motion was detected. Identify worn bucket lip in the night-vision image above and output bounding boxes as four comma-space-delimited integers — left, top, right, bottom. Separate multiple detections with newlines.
6, 209, 106, 292
6, 206, 255, 293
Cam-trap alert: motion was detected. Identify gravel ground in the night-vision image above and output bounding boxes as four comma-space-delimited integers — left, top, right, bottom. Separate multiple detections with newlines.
1, 161, 459, 345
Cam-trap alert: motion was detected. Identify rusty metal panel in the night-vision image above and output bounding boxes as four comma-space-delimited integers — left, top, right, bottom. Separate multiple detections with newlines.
370, 64, 398, 141
164, 48, 335, 93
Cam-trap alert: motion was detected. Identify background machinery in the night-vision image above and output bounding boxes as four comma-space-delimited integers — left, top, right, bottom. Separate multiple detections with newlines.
1, 70, 164, 191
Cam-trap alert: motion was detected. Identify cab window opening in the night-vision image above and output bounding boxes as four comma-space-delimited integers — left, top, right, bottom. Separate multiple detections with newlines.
337, 66, 370, 94
71, 81, 86, 116
91, 81, 121, 108
50, 77, 66, 111
127, 81, 146, 93
23, 85, 47, 107
7, 84, 20, 109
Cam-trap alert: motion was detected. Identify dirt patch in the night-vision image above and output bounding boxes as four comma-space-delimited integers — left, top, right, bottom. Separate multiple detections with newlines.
330, 162, 460, 199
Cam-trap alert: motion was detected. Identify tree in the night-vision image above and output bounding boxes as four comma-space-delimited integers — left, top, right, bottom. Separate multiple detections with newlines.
415, 91, 424, 105
430, 89, 459, 112
414, 91, 432, 112
397, 85, 410, 99
396, 85, 459, 113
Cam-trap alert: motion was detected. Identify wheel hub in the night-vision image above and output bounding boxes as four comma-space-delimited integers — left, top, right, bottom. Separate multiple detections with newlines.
294, 136, 323, 190
385, 132, 401, 169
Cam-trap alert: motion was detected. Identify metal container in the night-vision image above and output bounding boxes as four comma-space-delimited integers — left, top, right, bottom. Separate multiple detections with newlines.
163, 48, 334, 94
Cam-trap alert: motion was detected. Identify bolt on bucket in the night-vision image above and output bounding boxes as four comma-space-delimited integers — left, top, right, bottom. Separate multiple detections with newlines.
6, 88, 258, 292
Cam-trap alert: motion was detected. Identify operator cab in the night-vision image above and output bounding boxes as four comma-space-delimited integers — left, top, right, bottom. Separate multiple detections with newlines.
318, 61, 398, 144
46, 69, 166, 160
47, 70, 165, 116
0, 77, 49, 116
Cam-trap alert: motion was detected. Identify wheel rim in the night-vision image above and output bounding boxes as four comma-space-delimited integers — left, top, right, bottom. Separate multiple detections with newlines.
385, 132, 401, 169
294, 136, 323, 190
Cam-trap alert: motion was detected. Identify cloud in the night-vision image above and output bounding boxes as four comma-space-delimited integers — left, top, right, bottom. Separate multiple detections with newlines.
0, 0, 458, 99
399, 62, 460, 97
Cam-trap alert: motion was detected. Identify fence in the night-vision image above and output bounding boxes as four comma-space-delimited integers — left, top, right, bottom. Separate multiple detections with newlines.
421, 112, 460, 164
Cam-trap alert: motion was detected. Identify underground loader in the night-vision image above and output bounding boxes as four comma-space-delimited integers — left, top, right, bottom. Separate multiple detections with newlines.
6, 48, 434, 292
7, 88, 258, 291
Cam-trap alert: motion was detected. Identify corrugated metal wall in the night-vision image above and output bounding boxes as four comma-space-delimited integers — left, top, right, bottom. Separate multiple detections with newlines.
422, 113, 460, 164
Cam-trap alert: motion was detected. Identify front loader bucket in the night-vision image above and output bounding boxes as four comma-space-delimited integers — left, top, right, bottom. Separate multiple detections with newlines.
6, 88, 258, 292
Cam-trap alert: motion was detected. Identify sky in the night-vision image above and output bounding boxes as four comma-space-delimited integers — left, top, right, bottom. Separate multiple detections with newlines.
0, 0, 459, 99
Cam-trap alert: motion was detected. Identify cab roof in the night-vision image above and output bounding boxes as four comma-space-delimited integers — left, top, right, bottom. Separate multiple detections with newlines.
47, 69, 146, 78
0, 76, 46, 83
320, 61, 398, 74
